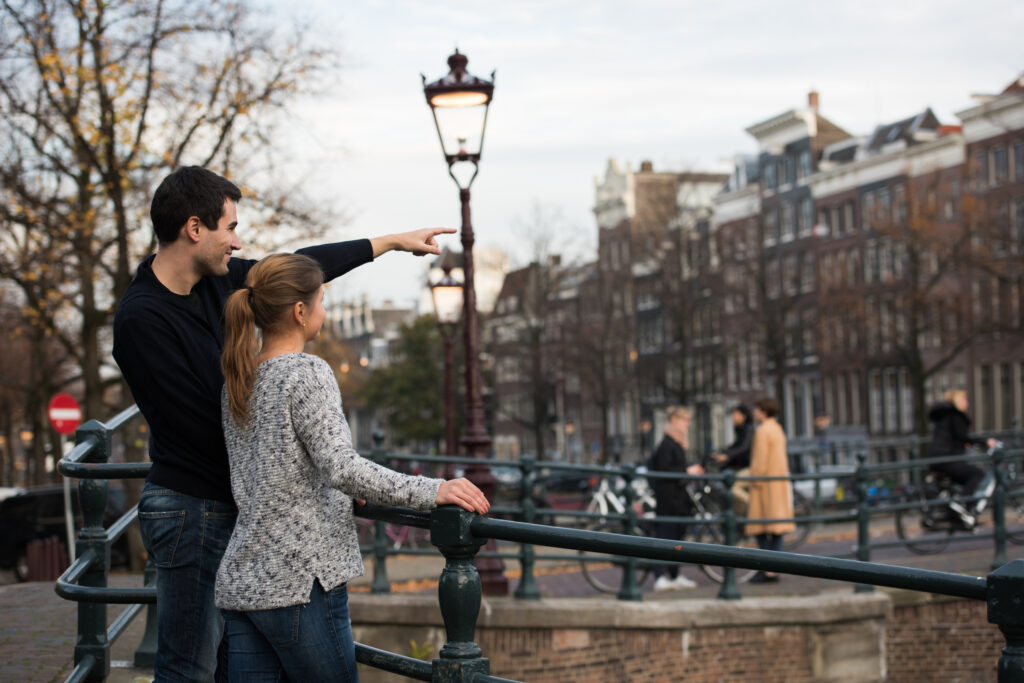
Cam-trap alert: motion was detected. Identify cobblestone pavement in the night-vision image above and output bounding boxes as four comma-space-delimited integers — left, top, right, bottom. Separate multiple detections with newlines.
3, 523, 1020, 682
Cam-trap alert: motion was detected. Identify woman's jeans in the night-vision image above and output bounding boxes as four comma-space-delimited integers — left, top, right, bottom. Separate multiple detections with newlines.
222, 580, 358, 683
138, 482, 237, 682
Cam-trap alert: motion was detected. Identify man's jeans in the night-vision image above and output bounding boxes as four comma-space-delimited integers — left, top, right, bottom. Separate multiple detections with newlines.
222, 580, 357, 682
138, 482, 237, 682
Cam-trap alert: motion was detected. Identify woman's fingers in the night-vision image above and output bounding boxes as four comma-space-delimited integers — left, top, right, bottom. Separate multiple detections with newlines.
436, 478, 490, 514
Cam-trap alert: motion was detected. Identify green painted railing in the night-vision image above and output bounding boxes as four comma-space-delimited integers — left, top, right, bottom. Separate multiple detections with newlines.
56, 408, 1024, 681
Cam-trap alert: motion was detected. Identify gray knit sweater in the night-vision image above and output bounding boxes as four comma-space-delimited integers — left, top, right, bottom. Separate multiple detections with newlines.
215, 353, 442, 611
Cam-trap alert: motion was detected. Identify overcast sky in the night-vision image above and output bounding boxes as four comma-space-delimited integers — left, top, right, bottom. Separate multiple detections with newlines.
270, 0, 1024, 309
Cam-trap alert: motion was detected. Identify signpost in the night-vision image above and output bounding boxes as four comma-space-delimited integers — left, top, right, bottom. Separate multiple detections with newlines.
48, 393, 82, 565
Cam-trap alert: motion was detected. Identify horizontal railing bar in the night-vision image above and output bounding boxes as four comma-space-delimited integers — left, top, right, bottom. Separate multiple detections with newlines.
60, 550, 96, 586
355, 642, 432, 681
470, 517, 988, 600
58, 461, 151, 479
356, 504, 430, 529
107, 602, 145, 643
65, 655, 97, 683
474, 673, 522, 683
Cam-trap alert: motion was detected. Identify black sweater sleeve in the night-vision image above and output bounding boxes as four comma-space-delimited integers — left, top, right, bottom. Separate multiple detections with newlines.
297, 239, 374, 282
721, 424, 753, 470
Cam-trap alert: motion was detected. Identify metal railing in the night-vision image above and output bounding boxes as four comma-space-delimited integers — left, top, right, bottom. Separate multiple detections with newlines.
56, 409, 1024, 681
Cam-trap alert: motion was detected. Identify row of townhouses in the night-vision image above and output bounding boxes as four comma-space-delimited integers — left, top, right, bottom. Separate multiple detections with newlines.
487, 76, 1024, 465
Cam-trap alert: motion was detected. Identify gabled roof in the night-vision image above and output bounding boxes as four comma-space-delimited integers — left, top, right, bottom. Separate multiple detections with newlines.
1001, 73, 1024, 95
864, 108, 941, 153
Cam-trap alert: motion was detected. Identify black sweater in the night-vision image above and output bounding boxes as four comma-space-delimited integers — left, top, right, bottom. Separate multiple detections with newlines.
112, 240, 373, 503
927, 401, 987, 458
719, 422, 754, 471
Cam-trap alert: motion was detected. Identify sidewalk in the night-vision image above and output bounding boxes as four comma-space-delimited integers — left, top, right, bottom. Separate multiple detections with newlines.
3, 520, 1018, 683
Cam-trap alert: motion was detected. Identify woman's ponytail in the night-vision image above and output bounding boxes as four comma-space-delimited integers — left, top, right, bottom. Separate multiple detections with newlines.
221, 253, 324, 426
223, 286, 259, 425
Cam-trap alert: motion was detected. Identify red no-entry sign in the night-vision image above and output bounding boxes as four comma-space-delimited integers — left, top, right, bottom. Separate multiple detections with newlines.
48, 393, 82, 436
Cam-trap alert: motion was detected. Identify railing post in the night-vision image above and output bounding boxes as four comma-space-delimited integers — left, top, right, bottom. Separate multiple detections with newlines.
813, 447, 823, 525
854, 451, 874, 594
987, 559, 1024, 681
73, 420, 113, 681
370, 429, 391, 594
133, 557, 159, 667
513, 455, 540, 600
992, 447, 1009, 570
616, 463, 642, 602
431, 506, 490, 683
717, 471, 742, 601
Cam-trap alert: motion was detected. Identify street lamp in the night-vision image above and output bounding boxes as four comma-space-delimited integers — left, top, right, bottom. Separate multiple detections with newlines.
430, 261, 463, 467
423, 48, 507, 594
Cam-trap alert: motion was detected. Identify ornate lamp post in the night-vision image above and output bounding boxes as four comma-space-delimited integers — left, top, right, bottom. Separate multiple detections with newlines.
423, 49, 508, 594
430, 261, 463, 470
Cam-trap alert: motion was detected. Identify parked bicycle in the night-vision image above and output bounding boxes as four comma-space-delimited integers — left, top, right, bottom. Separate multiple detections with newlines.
895, 443, 1024, 554
578, 475, 812, 592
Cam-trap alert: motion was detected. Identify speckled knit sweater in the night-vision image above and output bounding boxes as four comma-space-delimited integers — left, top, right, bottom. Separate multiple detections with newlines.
215, 353, 442, 611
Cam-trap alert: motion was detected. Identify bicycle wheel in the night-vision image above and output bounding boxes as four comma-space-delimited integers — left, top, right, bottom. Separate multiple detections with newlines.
695, 522, 759, 584
577, 521, 653, 594
895, 496, 952, 555
782, 490, 812, 551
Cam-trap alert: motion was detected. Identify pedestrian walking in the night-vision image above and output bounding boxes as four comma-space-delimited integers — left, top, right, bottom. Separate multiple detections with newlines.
647, 406, 702, 591
746, 397, 795, 583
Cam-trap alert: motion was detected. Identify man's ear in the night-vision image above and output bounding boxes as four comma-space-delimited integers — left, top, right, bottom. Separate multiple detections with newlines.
183, 217, 203, 244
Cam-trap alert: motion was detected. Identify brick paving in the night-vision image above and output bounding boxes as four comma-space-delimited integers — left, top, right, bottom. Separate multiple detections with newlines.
3, 523, 1020, 682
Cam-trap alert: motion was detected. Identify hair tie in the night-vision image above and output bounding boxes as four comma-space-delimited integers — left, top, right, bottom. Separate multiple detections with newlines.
245, 285, 254, 299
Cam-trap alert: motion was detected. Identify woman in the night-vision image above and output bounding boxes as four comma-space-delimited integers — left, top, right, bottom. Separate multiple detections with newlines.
711, 404, 755, 511
745, 397, 794, 583
928, 389, 995, 511
217, 253, 489, 682
646, 406, 702, 591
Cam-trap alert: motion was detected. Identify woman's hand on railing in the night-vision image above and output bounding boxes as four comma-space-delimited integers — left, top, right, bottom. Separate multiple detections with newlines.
436, 478, 491, 515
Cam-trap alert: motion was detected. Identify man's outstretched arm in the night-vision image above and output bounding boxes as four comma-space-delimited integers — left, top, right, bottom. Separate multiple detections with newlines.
370, 227, 456, 258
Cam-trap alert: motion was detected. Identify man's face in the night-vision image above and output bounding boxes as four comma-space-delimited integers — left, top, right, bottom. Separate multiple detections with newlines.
196, 199, 241, 277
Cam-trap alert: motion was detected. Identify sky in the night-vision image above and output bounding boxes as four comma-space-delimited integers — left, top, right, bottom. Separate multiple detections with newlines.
269, 0, 1024, 310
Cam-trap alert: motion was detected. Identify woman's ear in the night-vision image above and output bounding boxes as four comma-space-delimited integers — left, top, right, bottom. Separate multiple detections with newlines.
292, 301, 305, 327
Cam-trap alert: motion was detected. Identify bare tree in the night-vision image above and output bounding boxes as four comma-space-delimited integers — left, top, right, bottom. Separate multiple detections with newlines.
0, 0, 337, 419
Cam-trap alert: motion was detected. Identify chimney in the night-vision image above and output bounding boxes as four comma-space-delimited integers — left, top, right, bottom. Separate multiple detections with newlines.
640, 160, 654, 172
808, 90, 819, 111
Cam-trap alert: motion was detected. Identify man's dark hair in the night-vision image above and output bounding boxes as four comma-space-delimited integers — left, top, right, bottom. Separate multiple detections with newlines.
755, 397, 780, 419
151, 166, 242, 244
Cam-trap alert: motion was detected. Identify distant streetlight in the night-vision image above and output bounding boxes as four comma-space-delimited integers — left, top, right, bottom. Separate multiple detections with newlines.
430, 261, 463, 470
423, 48, 507, 595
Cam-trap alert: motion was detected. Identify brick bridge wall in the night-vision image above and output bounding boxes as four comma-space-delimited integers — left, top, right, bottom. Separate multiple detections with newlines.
351, 591, 1001, 682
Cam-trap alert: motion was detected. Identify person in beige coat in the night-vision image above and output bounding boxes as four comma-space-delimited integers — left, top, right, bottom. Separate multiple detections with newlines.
746, 397, 795, 583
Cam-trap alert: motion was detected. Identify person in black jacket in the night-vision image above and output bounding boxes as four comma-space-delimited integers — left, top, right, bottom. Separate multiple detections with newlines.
647, 406, 703, 590
711, 405, 755, 511
928, 389, 995, 501
113, 166, 455, 682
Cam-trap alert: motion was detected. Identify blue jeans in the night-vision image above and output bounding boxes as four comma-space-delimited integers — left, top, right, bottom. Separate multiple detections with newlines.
222, 580, 358, 683
138, 482, 237, 682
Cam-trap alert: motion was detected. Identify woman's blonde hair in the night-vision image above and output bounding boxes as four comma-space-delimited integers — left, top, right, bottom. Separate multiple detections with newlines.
943, 388, 967, 404
222, 253, 323, 425
666, 405, 692, 421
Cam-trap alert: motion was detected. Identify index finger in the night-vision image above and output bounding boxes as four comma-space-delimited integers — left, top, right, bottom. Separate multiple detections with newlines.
427, 227, 458, 236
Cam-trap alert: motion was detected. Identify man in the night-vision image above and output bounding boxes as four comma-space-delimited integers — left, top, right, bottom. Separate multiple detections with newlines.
646, 405, 703, 591
113, 166, 454, 682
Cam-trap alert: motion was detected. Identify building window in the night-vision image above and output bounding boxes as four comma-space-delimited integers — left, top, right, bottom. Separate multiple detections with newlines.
784, 156, 795, 185
869, 371, 883, 433
885, 371, 899, 434
979, 364, 993, 431
900, 370, 913, 433
800, 254, 815, 293
764, 208, 779, 245
1015, 142, 1024, 182
976, 149, 988, 187
782, 202, 795, 241
994, 147, 1008, 185
862, 192, 876, 232
763, 160, 777, 189
845, 201, 856, 233
800, 197, 814, 236
1001, 363, 1013, 430
799, 149, 812, 178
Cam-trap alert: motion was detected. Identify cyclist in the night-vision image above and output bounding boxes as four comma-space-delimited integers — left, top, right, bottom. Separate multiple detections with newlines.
927, 389, 996, 527
647, 405, 702, 590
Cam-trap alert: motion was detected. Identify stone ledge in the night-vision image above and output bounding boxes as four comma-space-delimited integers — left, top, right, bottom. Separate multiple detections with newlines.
350, 591, 892, 630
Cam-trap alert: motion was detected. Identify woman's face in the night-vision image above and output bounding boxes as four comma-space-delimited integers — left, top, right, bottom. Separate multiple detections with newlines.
670, 413, 690, 431
732, 410, 745, 426
953, 392, 968, 412
304, 286, 327, 340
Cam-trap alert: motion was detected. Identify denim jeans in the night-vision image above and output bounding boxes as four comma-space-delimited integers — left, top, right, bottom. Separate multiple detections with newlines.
138, 482, 237, 682
222, 580, 358, 683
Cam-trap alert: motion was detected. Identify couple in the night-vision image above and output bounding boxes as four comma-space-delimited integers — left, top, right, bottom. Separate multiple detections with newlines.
113, 167, 489, 682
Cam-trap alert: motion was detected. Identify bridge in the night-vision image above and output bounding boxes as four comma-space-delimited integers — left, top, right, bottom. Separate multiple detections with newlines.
49, 406, 1024, 681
